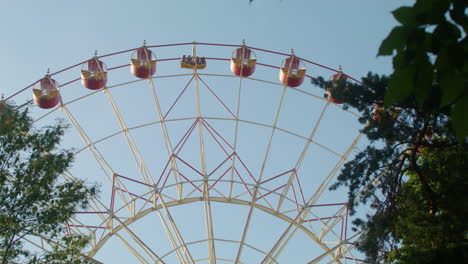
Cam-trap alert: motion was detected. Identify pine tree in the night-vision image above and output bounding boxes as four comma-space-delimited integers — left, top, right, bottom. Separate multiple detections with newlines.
312, 72, 468, 263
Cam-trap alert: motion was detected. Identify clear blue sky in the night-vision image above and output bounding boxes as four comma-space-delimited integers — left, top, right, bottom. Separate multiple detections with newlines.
1, 0, 401, 100
2, 1, 404, 263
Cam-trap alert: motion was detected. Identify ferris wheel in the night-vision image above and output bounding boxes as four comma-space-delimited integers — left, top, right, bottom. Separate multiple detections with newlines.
7, 41, 369, 263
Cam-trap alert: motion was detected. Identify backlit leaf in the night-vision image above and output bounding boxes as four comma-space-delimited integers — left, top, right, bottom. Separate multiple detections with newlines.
385, 68, 415, 106
392, 6, 417, 26
451, 95, 468, 141
414, 55, 434, 106
440, 72, 464, 106
378, 26, 408, 56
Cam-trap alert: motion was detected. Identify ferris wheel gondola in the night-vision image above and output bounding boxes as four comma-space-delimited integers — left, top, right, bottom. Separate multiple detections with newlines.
131, 43, 157, 79
6, 41, 371, 264
230, 44, 256, 77
81, 53, 108, 90
32, 72, 60, 109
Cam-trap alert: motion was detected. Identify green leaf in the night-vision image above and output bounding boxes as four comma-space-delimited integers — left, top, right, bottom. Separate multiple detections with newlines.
440, 72, 464, 106
384, 67, 415, 106
0, 101, 97, 263
450, 1, 468, 28
378, 26, 408, 56
414, 0, 451, 24
434, 47, 451, 71
422, 32, 433, 52
392, 6, 417, 26
451, 94, 468, 142
433, 22, 462, 46
392, 50, 411, 69
414, 55, 434, 106
463, 61, 468, 75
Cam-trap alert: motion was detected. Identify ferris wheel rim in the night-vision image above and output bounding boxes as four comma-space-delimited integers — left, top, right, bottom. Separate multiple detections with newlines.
82, 196, 345, 259
4, 41, 366, 104
11, 41, 369, 264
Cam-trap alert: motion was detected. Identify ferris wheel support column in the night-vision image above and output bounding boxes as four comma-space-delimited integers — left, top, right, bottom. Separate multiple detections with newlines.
192, 41, 217, 264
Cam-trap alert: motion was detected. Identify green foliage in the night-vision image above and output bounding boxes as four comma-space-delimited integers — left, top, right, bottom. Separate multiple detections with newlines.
388, 144, 468, 263
378, 0, 467, 141
312, 72, 468, 263
0, 102, 97, 263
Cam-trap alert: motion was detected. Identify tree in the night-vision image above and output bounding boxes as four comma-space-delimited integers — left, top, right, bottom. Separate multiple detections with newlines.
387, 143, 468, 263
310, 0, 467, 262
378, 0, 467, 141
0, 101, 97, 264
247, 0, 467, 261
311, 72, 468, 263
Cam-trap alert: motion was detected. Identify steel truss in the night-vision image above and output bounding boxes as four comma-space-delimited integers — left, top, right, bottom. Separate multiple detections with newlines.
8, 42, 372, 264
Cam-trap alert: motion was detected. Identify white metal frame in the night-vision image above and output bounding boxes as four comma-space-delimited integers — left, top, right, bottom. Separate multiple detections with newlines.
23, 42, 370, 264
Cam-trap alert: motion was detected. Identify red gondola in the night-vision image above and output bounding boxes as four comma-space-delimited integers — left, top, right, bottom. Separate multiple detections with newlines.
279, 53, 306, 87
372, 104, 401, 122
33, 73, 60, 109
325, 90, 345, 104
0, 99, 8, 114
372, 104, 385, 121
131, 45, 156, 79
326, 67, 347, 104
230, 45, 256, 77
81, 55, 107, 90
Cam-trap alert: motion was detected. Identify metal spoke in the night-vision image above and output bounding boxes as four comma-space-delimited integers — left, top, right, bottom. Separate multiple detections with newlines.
147, 77, 184, 199
103, 87, 155, 187
61, 105, 134, 214
114, 233, 152, 264
192, 42, 217, 264
156, 194, 195, 263
276, 101, 331, 211
234, 84, 288, 263
113, 216, 166, 263
262, 132, 363, 263
15, 42, 371, 263
228, 69, 244, 198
